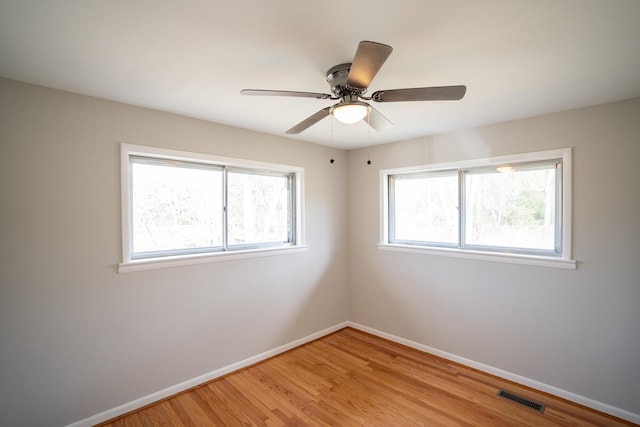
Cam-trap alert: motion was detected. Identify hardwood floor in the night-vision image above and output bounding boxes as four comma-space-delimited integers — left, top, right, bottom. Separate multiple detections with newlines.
99, 328, 634, 426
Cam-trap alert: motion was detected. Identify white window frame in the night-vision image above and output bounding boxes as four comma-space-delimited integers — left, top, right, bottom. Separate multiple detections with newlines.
120, 144, 306, 273
379, 148, 576, 269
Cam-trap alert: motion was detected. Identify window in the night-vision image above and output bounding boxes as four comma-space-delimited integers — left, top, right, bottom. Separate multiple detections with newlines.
130, 157, 224, 258
381, 149, 574, 269
120, 144, 304, 272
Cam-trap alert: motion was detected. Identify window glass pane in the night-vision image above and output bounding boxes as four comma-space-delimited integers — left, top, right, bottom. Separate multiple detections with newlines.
227, 170, 291, 246
392, 172, 458, 244
131, 160, 223, 255
464, 164, 557, 251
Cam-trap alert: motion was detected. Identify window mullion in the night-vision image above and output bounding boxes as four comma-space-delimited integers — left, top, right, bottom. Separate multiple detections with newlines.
222, 166, 229, 251
388, 175, 396, 242
290, 174, 296, 244
555, 161, 563, 254
458, 169, 465, 249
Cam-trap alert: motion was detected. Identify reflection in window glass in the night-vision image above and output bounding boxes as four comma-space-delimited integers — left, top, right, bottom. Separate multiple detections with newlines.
464, 166, 557, 251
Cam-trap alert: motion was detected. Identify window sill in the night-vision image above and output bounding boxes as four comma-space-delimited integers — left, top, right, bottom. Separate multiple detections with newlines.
377, 243, 576, 270
119, 245, 309, 273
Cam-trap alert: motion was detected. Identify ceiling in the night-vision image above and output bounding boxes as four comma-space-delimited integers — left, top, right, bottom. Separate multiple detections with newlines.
1, 1, 639, 150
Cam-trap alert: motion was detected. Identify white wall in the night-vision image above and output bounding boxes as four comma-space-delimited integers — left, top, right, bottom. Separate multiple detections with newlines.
348, 98, 640, 416
0, 78, 349, 426
2, 77, 639, 425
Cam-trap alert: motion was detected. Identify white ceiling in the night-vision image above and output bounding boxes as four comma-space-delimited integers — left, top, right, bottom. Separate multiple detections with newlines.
1, 1, 639, 150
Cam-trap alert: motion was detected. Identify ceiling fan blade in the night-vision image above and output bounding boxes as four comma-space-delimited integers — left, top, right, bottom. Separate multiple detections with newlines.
371, 85, 467, 102
366, 106, 394, 132
241, 89, 332, 99
285, 107, 331, 134
346, 41, 393, 89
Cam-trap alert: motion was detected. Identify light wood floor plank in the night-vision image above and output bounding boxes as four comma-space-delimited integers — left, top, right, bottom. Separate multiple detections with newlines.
98, 327, 635, 426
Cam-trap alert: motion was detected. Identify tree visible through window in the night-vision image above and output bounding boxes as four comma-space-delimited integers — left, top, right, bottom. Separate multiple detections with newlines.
131, 159, 223, 255
387, 154, 565, 257
227, 170, 291, 247
392, 172, 458, 245
464, 165, 557, 251
124, 148, 299, 263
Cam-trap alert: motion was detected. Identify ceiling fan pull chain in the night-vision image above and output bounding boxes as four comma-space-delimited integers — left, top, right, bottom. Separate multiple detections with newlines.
366, 109, 372, 165
330, 114, 335, 164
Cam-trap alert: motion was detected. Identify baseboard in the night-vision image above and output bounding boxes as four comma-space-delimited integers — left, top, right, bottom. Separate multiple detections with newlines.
68, 320, 639, 426
347, 321, 640, 425
66, 321, 349, 427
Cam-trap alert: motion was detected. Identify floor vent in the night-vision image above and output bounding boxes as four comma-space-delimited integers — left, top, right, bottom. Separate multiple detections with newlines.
497, 390, 545, 413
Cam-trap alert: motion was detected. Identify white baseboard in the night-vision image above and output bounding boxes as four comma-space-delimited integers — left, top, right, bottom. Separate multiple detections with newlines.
66, 322, 349, 427
68, 320, 640, 426
346, 321, 640, 425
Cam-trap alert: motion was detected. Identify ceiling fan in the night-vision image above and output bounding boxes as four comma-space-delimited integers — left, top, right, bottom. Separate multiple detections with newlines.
241, 41, 466, 134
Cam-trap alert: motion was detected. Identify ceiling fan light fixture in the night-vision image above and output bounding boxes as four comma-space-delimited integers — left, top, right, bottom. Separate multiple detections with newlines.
332, 102, 370, 124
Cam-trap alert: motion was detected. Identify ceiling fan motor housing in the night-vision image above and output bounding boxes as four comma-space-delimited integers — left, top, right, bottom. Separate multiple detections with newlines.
327, 63, 364, 98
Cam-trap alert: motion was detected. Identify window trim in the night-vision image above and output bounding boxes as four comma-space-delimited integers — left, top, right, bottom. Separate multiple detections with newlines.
120, 144, 306, 273
379, 148, 575, 269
